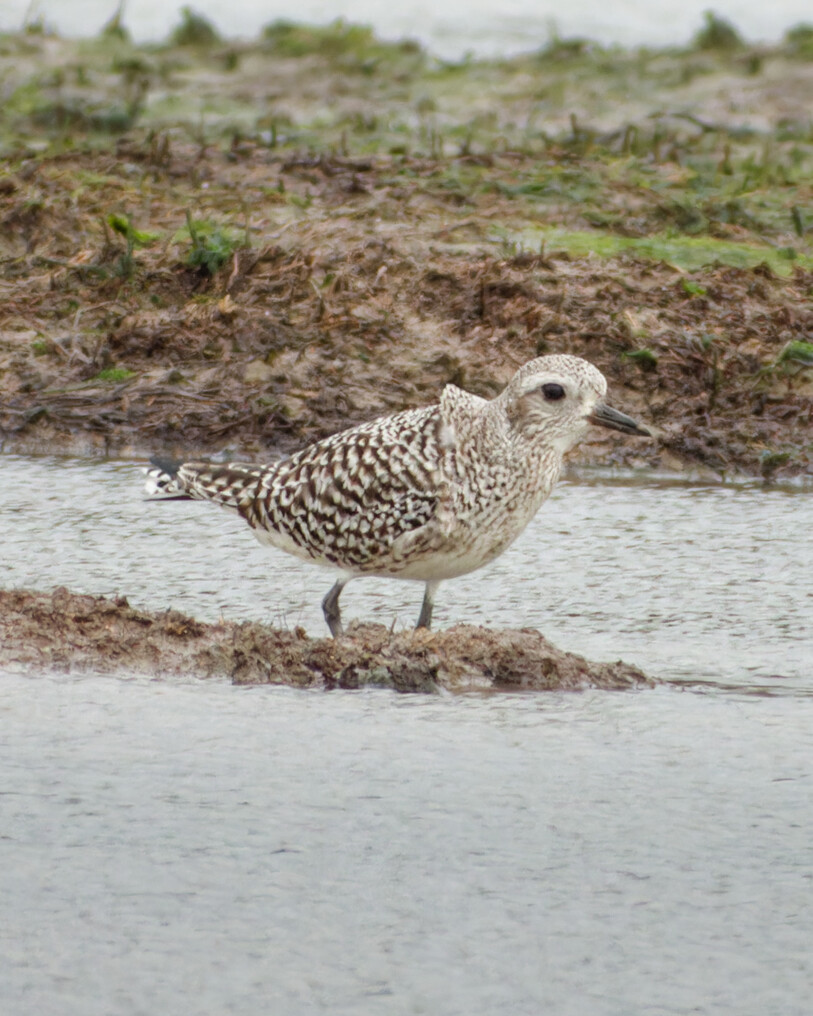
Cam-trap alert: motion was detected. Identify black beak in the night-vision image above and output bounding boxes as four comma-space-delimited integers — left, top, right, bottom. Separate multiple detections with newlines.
588, 403, 651, 437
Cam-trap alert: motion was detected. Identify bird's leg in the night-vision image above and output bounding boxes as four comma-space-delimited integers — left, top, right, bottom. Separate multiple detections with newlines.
416, 580, 440, 630
322, 579, 348, 638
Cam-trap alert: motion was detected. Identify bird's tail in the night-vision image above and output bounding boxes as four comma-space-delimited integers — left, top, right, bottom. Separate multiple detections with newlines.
143, 456, 271, 511
143, 456, 191, 500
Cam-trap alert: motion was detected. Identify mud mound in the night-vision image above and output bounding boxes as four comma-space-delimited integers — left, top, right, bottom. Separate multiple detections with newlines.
0, 587, 653, 692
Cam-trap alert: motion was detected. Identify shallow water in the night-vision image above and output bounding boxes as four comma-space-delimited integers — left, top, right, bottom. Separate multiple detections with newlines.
2, 674, 813, 1015
1, 455, 810, 687
1, 454, 813, 1015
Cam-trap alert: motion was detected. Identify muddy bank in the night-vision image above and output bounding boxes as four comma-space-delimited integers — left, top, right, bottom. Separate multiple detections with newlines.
0, 587, 653, 691
1, 24, 812, 477
0, 143, 810, 478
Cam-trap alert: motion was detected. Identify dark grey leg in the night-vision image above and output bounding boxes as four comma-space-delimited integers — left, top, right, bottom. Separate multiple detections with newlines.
322, 579, 348, 638
416, 580, 440, 630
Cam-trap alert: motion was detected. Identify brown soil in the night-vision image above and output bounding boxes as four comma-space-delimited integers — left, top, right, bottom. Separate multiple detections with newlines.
0, 139, 810, 477
2, 30, 807, 683
2, 25, 812, 479
0, 587, 653, 691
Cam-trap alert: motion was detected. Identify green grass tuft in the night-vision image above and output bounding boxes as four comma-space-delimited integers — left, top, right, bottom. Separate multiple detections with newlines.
785, 22, 813, 59
106, 213, 159, 278
622, 348, 659, 371
169, 7, 221, 47
692, 11, 744, 52
182, 213, 242, 275
776, 340, 813, 367
261, 18, 422, 72
94, 367, 136, 382
100, 3, 129, 42
681, 278, 708, 296
107, 213, 159, 248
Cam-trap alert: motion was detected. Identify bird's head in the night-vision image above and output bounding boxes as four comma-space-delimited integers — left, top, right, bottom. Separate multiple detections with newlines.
500, 354, 650, 453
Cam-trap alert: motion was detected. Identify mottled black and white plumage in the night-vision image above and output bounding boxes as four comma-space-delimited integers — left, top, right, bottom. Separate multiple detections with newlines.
144, 354, 649, 635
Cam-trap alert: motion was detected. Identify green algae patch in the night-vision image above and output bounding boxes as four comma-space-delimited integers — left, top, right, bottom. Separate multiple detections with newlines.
501, 228, 813, 275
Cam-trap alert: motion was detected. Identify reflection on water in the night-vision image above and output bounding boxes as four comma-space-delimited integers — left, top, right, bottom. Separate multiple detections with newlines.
1, 454, 812, 1015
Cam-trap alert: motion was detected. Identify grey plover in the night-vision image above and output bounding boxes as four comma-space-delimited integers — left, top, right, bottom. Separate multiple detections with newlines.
144, 354, 649, 635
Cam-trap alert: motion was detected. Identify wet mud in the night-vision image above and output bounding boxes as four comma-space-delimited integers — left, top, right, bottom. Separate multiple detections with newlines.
1, 26, 812, 479
0, 587, 653, 692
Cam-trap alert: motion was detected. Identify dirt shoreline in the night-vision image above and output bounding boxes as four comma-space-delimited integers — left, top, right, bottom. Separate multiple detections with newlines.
1, 25, 812, 478
0, 587, 654, 691
0, 147, 809, 478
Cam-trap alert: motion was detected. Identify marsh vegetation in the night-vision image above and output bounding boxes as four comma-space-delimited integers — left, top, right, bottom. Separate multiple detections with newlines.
0, 11, 811, 478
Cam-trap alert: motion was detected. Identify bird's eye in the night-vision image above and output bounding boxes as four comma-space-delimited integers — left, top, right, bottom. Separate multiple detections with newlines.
541, 383, 566, 401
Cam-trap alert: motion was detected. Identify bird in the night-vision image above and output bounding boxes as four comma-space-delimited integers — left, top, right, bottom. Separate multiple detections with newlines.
144, 354, 650, 636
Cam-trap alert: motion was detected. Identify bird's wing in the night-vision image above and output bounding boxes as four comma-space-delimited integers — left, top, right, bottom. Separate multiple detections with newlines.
154, 406, 445, 569
249, 404, 445, 568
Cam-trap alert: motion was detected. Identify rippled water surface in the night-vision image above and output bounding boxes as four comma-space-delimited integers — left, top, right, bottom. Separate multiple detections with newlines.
1, 454, 812, 1015
2, 455, 810, 686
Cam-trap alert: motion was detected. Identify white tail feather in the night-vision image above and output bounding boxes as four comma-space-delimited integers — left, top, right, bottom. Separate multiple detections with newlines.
142, 466, 185, 499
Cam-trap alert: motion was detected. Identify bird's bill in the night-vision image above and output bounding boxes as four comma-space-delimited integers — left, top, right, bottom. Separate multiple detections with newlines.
588, 403, 651, 436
